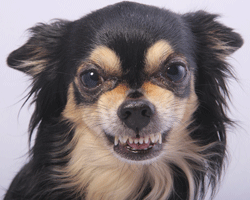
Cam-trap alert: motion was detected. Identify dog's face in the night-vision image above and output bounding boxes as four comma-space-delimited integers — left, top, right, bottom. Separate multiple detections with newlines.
7, 2, 243, 200
64, 34, 198, 164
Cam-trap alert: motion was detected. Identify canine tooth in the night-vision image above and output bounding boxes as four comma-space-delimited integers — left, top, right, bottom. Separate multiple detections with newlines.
150, 134, 155, 143
155, 134, 159, 142
158, 133, 162, 144
129, 137, 133, 144
119, 136, 123, 144
139, 138, 144, 144
134, 138, 139, 144
114, 136, 118, 146
122, 136, 128, 144
144, 136, 149, 144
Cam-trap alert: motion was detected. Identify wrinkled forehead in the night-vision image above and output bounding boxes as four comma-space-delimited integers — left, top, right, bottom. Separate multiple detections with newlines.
86, 29, 185, 88
70, 4, 193, 86
87, 39, 174, 77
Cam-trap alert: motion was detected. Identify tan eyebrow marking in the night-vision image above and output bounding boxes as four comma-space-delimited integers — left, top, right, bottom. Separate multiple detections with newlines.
89, 46, 122, 76
145, 40, 174, 74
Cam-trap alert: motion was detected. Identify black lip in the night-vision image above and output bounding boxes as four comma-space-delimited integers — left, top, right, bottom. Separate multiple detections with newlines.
105, 131, 169, 161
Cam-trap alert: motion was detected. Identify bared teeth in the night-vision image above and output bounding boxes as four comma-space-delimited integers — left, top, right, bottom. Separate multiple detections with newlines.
158, 133, 162, 144
155, 134, 159, 142
114, 133, 162, 146
114, 137, 119, 146
150, 135, 155, 143
118, 136, 128, 144
123, 136, 128, 144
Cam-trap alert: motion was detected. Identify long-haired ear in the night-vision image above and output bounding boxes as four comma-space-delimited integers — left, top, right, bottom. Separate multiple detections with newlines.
7, 20, 69, 76
7, 20, 70, 137
183, 11, 243, 56
182, 11, 243, 197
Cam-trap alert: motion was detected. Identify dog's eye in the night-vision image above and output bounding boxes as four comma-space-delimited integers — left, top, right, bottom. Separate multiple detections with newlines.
81, 70, 102, 89
165, 63, 187, 83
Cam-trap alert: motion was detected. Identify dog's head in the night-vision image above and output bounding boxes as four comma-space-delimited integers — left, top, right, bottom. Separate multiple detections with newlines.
7, 2, 243, 200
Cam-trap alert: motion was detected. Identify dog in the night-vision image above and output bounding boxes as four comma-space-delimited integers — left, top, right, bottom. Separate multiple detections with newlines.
4, 2, 243, 200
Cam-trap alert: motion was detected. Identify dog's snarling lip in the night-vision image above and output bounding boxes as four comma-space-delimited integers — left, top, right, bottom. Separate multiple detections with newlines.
105, 132, 168, 161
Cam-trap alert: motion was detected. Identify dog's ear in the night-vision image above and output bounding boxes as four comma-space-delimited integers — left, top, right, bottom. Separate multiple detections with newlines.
7, 20, 70, 136
183, 11, 243, 57
7, 20, 69, 77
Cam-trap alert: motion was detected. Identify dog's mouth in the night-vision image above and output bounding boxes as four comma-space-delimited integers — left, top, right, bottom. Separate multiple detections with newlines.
105, 133, 167, 161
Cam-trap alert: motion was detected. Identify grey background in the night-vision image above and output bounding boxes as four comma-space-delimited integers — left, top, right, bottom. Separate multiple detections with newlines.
1, 0, 249, 199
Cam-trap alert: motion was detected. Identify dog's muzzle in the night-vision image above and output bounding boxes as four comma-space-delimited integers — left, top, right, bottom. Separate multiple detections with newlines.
105, 99, 165, 161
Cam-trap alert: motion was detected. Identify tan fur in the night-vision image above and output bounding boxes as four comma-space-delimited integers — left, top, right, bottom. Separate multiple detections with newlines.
100, 84, 129, 105
97, 84, 129, 136
62, 83, 84, 125
66, 125, 144, 200
180, 76, 199, 124
145, 40, 174, 74
15, 60, 47, 76
207, 35, 238, 59
12, 47, 50, 76
142, 81, 188, 132
62, 85, 144, 199
89, 45, 122, 76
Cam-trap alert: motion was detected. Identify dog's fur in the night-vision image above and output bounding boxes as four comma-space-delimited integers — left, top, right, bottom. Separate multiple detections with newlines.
4, 2, 243, 200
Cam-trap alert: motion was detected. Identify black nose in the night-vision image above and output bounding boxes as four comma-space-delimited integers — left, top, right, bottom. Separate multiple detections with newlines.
117, 100, 155, 132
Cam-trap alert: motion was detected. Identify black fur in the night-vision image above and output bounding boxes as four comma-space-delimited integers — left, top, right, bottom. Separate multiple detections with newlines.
5, 2, 243, 200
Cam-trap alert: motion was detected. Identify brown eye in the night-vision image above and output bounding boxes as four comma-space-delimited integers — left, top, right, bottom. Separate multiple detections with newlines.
81, 70, 102, 89
165, 63, 187, 83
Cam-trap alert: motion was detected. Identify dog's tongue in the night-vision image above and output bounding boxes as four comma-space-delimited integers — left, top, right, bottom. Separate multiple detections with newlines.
127, 140, 150, 150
